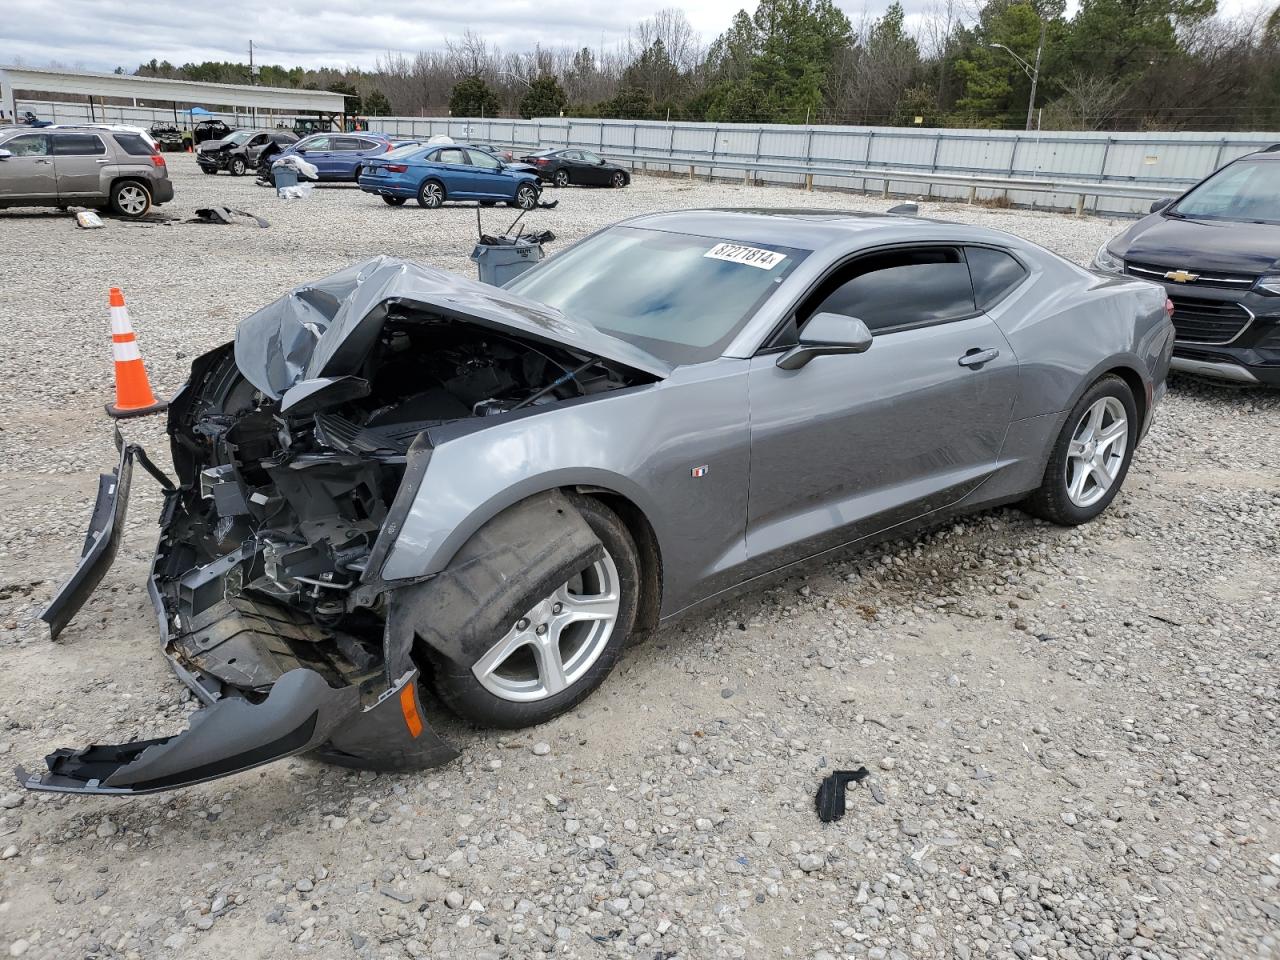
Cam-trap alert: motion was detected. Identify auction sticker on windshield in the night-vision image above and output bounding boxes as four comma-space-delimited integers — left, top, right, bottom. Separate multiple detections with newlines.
704, 242, 787, 270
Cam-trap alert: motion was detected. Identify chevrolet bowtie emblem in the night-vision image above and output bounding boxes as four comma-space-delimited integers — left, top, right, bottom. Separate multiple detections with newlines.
1164, 269, 1199, 283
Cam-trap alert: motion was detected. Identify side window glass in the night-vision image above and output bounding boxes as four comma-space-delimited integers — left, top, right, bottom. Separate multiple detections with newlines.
800, 248, 976, 334
582, 151, 602, 164
466, 149, 500, 170
5, 134, 49, 156
965, 247, 1028, 310
249, 135, 267, 147
52, 134, 106, 156
302, 137, 330, 150
438, 148, 466, 164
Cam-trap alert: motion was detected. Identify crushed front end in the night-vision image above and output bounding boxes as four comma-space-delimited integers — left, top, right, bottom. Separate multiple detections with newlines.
19, 257, 655, 796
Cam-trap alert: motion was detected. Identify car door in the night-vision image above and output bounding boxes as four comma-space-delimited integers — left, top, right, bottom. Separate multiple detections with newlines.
434, 147, 476, 198
332, 137, 377, 179
579, 150, 608, 185
743, 245, 1019, 573
296, 136, 333, 177
50, 132, 108, 199
0, 133, 56, 199
462, 147, 510, 198
242, 133, 270, 165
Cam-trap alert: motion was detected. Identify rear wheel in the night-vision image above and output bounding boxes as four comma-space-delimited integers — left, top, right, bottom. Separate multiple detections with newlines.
417, 180, 444, 208
431, 496, 639, 729
1022, 375, 1137, 525
228, 157, 247, 177
110, 180, 151, 218
382, 195, 406, 206
553, 169, 570, 188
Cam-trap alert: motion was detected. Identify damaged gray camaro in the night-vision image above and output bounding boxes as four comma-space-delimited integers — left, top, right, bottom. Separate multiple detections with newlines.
21, 209, 1173, 795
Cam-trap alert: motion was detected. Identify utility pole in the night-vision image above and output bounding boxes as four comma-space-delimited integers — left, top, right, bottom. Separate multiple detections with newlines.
249, 41, 255, 83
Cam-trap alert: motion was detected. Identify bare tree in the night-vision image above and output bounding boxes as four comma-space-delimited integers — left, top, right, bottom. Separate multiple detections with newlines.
1043, 71, 1128, 129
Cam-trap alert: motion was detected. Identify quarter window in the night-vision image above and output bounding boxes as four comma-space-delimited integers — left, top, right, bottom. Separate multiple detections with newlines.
4, 134, 49, 156
800, 247, 977, 334
112, 133, 154, 156
437, 148, 467, 164
51, 133, 106, 156
965, 247, 1028, 310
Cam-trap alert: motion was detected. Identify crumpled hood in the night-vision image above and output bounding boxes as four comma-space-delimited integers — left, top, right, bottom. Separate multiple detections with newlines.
233, 256, 671, 398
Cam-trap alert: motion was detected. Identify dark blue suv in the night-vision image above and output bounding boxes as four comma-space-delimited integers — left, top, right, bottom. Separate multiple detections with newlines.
275, 133, 398, 182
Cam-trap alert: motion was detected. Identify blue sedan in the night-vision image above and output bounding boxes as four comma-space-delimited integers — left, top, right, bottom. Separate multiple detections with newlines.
358, 143, 542, 209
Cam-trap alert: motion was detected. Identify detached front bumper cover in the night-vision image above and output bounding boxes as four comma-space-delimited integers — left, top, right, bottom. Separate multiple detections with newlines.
21, 426, 458, 796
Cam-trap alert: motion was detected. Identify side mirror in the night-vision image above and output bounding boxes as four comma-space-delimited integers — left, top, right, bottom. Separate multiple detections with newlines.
0, 150, 11, 161
777, 313, 874, 370
1150, 197, 1173, 214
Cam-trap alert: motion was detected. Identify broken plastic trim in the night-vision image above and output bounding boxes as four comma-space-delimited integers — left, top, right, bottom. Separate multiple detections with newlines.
16, 669, 358, 794
815, 767, 871, 823
39, 427, 174, 639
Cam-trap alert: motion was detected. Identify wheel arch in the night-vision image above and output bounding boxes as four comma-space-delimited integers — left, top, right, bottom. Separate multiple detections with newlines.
380, 470, 667, 629
419, 175, 447, 198
571, 486, 663, 633
1065, 357, 1149, 439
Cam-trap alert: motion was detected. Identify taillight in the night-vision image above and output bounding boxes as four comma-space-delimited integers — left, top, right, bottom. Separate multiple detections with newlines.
385, 143, 394, 152
1164, 297, 1175, 317
534, 157, 548, 166
150, 154, 165, 167
385, 163, 407, 173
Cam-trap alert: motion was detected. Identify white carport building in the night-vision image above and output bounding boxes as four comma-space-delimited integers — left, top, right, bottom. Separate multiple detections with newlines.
0, 65, 348, 129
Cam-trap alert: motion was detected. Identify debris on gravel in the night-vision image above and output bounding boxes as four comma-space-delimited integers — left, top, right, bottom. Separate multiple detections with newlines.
0, 156, 1275, 959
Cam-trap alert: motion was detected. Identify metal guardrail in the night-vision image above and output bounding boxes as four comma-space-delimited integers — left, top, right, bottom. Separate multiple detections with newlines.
603, 150, 1183, 213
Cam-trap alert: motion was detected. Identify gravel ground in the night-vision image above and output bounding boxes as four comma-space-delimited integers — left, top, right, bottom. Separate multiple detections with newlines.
0, 156, 1276, 960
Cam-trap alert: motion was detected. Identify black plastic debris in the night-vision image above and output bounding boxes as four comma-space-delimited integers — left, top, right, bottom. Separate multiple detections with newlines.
815, 767, 871, 822
190, 207, 270, 228
887, 202, 919, 215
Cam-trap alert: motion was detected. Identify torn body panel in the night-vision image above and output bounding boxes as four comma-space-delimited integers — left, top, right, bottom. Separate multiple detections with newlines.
25, 262, 650, 795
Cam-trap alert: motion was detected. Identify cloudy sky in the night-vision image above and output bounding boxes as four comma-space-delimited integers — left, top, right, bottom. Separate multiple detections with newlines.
13, 0, 934, 72
5, 0, 1261, 73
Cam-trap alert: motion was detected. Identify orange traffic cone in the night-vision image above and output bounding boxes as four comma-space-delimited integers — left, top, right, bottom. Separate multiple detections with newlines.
105, 288, 167, 419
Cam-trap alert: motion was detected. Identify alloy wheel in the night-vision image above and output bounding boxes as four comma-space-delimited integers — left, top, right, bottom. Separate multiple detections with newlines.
611, 171, 626, 188
517, 185, 538, 209
1064, 396, 1128, 508
471, 552, 621, 702
116, 185, 149, 217
420, 182, 443, 207
554, 170, 569, 187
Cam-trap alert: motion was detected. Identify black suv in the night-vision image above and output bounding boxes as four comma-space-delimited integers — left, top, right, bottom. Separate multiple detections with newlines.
1094, 146, 1280, 386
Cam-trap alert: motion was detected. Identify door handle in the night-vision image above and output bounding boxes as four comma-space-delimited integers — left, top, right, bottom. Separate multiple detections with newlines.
34, 158, 51, 164
96, 158, 111, 164
958, 347, 1000, 368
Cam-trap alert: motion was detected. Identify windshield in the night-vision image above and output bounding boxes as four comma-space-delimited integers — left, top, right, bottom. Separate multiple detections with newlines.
225, 131, 252, 145
506, 225, 808, 365
1172, 159, 1280, 223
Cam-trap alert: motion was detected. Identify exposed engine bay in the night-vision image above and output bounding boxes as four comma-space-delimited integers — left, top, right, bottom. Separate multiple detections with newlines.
20, 256, 665, 795
160, 311, 645, 701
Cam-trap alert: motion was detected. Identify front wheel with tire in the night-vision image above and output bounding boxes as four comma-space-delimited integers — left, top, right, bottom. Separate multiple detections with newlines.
228, 157, 247, 177
1022, 375, 1137, 525
382, 195, 406, 206
110, 180, 152, 218
431, 496, 639, 729
553, 169, 570, 188
417, 180, 444, 208
611, 171, 628, 188
514, 184, 539, 210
